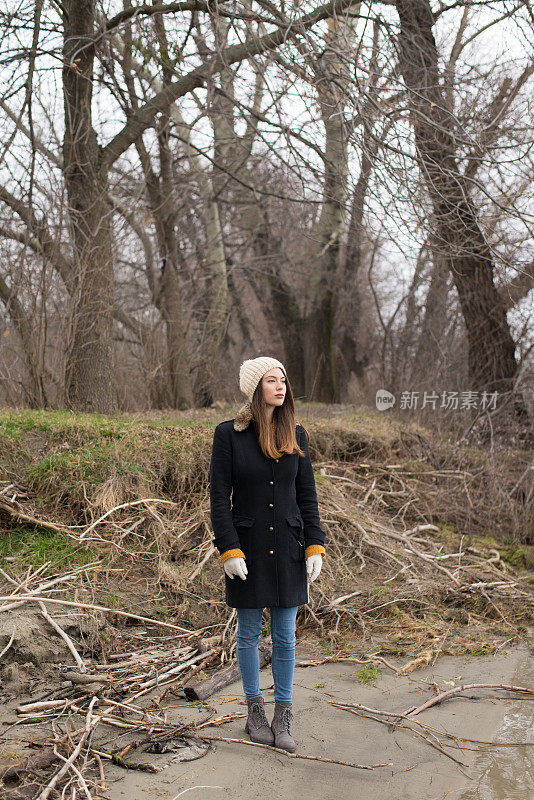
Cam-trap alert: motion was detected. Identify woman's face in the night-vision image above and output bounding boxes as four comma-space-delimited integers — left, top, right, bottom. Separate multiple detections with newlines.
261, 368, 286, 408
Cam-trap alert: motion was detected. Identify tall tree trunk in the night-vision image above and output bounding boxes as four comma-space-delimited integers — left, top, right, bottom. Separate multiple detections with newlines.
115, 14, 197, 409
62, 0, 116, 412
234, 169, 307, 398
195, 188, 229, 406
390, 245, 427, 394
336, 120, 380, 395
149, 10, 194, 410
395, 0, 529, 424
303, 17, 352, 402
336, 20, 384, 399
206, 15, 307, 398
411, 249, 451, 384
0, 275, 47, 407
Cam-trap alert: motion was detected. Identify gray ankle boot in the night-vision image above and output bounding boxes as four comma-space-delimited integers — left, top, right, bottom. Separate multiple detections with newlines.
270, 700, 296, 752
244, 695, 275, 745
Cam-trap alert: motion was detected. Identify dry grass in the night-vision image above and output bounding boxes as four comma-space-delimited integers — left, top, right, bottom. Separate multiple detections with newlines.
0, 403, 531, 664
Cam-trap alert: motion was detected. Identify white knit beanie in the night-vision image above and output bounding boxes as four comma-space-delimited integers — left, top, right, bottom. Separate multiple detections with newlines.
239, 356, 286, 401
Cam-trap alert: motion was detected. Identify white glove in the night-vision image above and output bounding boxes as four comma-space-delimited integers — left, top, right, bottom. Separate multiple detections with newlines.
306, 554, 322, 582
223, 556, 248, 580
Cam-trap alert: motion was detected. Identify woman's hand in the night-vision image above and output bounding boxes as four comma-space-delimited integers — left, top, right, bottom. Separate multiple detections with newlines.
306, 554, 322, 582
223, 556, 248, 580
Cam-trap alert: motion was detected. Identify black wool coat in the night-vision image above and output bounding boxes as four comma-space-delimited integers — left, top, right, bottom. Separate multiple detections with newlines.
209, 402, 326, 609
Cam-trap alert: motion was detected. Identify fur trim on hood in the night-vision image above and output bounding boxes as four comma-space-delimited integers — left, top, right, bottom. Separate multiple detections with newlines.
233, 402, 254, 431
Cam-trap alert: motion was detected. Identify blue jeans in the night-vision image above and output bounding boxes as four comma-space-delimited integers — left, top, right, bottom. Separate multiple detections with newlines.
236, 606, 299, 702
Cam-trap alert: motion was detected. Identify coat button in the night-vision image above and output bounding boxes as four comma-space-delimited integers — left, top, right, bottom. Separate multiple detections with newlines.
269, 526, 273, 530
269, 480, 274, 485
269, 550, 274, 555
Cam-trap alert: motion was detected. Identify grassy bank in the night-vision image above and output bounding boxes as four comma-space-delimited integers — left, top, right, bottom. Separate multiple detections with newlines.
0, 403, 532, 662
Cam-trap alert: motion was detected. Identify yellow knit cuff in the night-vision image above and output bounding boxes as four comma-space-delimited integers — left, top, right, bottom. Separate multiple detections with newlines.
305, 544, 325, 559
220, 548, 246, 563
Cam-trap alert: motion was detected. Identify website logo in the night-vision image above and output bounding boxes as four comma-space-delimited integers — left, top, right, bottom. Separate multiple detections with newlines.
376, 389, 395, 411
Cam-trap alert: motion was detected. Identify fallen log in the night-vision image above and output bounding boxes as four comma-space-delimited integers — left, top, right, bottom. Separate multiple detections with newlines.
16, 699, 72, 715
184, 637, 272, 701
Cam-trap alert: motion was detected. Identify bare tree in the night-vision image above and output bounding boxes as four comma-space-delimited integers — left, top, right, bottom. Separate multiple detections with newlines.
59, 0, 361, 411
394, 0, 531, 424
0, 0, 531, 428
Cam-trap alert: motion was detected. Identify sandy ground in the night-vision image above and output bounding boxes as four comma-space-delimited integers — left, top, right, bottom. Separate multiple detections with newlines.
1, 641, 532, 800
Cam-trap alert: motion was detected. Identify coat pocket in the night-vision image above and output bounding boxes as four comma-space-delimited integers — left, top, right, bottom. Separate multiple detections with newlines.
232, 515, 255, 527
286, 514, 305, 561
232, 515, 255, 565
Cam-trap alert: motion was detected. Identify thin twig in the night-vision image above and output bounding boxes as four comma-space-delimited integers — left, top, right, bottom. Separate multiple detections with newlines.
0, 595, 198, 633
405, 682, 534, 717
38, 600, 87, 672
192, 733, 392, 769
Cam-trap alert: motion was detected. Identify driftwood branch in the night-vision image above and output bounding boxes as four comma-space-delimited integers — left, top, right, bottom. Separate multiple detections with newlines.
0, 594, 197, 633
37, 600, 87, 672
192, 733, 393, 770
36, 696, 99, 800
404, 682, 534, 717
0, 623, 15, 658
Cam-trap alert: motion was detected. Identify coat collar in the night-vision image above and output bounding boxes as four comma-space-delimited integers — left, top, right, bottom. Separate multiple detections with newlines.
232, 402, 300, 431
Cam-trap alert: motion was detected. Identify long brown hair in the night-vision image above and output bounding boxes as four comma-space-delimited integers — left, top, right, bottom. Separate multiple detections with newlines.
250, 373, 307, 460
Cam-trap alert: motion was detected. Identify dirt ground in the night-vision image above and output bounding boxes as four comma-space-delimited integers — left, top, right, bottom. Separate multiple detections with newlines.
2, 639, 532, 800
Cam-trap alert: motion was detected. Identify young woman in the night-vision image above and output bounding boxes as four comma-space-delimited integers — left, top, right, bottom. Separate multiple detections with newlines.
209, 356, 326, 753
